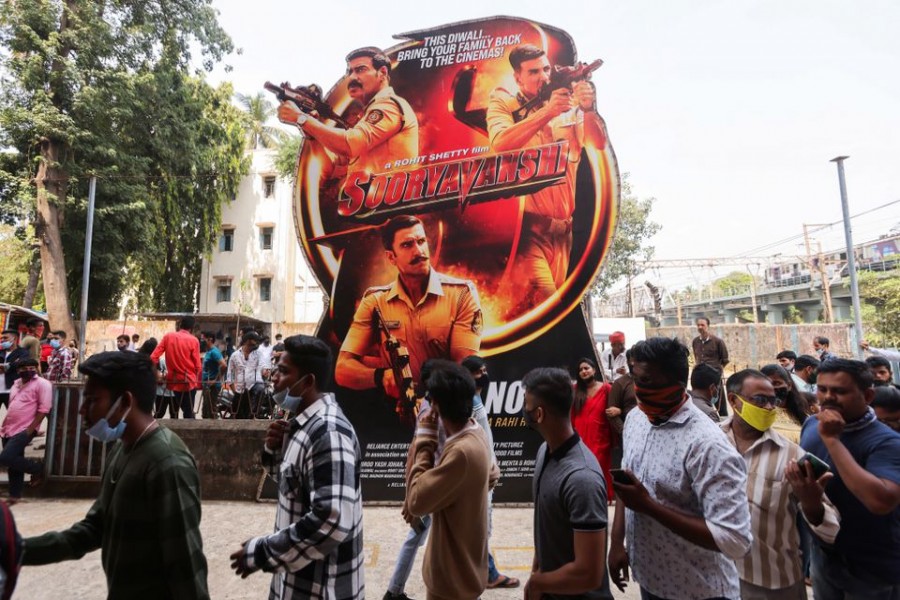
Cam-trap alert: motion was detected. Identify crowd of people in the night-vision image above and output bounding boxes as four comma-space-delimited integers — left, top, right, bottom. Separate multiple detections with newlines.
0, 314, 897, 599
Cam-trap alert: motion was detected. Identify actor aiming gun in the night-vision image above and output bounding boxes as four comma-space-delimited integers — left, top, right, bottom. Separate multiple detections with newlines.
264, 81, 350, 129
373, 307, 418, 426
275, 46, 418, 178
486, 44, 608, 318
511, 58, 603, 121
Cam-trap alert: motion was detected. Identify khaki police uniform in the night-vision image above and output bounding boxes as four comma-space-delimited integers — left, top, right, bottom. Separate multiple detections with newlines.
340, 269, 483, 385
487, 88, 587, 310
345, 86, 419, 176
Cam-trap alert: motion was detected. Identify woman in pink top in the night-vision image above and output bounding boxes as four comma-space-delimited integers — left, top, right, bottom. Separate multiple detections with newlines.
571, 357, 613, 498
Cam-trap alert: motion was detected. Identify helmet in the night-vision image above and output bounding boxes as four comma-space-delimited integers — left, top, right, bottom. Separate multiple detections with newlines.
218, 388, 235, 407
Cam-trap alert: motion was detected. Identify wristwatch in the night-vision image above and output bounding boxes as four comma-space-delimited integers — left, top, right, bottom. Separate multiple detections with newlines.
295, 113, 308, 128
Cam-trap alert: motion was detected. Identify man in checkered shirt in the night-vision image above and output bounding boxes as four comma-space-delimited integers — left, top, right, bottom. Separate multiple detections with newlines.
230, 335, 364, 599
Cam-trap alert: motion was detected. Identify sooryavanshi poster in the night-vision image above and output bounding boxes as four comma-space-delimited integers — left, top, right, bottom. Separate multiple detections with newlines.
272, 15, 620, 502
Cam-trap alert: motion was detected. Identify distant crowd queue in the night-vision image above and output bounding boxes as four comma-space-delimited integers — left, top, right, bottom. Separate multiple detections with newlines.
0, 315, 897, 600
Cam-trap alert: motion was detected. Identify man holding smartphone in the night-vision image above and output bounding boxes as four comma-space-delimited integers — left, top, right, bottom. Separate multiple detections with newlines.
608, 337, 752, 600
800, 358, 900, 599
722, 369, 839, 600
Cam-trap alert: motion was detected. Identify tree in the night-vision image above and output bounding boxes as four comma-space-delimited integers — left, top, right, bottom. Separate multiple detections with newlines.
237, 92, 286, 150
858, 271, 900, 347
0, 224, 33, 306
0, 0, 247, 329
712, 271, 755, 297
591, 174, 662, 297
273, 134, 303, 182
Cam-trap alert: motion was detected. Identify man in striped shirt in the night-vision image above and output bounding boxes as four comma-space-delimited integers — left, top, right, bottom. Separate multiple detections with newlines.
722, 369, 840, 600
230, 335, 364, 599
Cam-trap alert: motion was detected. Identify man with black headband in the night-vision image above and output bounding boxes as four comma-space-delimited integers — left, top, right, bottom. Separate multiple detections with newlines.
800, 358, 900, 598
608, 336, 751, 600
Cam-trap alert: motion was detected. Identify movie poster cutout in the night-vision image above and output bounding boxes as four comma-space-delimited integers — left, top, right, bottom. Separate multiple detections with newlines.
277, 16, 619, 502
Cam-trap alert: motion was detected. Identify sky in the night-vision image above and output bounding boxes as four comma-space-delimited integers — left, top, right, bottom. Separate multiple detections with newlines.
208, 0, 900, 290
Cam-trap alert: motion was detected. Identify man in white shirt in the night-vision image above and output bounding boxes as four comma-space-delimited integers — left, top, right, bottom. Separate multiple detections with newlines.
600, 331, 628, 383
609, 336, 752, 600
226, 332, 262, 419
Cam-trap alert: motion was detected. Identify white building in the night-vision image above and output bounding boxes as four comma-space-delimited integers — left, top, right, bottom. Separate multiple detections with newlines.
198, 149, 324, 327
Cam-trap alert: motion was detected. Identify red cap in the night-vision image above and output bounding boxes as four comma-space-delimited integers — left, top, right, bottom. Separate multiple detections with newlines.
609, 331, 625, 344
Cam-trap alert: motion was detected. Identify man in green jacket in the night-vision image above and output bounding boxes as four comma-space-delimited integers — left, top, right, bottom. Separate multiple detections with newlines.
21, 351, 209, 599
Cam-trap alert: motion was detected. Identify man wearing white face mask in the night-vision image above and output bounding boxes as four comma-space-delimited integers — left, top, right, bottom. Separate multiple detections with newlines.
21, 351, 208, 598
230, 335, 364, 599
722, 369, 839, 600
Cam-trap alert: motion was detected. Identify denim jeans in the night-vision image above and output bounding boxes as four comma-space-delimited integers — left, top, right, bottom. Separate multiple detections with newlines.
0, 431, 42, 498
811, 543, 900, 600
387, 515, 431, 594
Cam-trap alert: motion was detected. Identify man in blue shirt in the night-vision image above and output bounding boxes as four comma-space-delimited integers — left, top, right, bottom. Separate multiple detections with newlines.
800, 358, 900, 599
201, 332, 226, 419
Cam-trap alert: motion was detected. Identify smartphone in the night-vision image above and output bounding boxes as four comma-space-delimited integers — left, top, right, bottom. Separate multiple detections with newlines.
798, 452, 831, 479
610, 469, 634, 485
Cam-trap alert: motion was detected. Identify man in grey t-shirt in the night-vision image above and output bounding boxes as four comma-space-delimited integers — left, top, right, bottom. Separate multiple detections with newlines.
522, 367, 613, 600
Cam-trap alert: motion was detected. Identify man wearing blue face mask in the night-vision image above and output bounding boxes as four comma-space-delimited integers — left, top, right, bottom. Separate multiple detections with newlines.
21, 351, 208, 599
230, 335, 364, 599
45, 330, 73, 383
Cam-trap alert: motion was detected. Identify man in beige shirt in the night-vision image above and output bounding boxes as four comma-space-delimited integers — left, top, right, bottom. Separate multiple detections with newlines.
723, 369, 840, 600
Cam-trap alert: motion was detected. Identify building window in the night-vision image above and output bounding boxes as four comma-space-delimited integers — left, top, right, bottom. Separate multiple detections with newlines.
219, 229, 234, 252
259, 277, 272, 302
216, 280, 232, 303
260, 226, 273, 250
263, 176, 276, 198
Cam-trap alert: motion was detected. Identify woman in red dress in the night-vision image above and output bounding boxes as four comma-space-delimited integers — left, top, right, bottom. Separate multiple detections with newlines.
572, 357, 614, 498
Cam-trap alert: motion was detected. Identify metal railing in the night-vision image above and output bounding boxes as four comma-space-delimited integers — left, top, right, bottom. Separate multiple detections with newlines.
45, 381, 107, 480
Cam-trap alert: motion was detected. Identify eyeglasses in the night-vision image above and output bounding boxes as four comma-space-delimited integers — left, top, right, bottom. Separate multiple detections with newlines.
739, 394, 785, 408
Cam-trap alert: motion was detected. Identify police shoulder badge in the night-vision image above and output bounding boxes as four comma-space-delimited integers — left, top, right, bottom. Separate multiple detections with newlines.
472, 309, 484, 335
366, 109, 385, 124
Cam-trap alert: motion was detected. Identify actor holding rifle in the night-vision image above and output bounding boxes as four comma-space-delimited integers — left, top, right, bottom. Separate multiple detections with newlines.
335, 215, 483, 424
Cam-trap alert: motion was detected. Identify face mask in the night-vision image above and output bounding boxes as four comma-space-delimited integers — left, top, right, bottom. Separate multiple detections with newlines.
522, 405, 540, 429
273, 375, 312, 414
85, 396, 132, 443
20, 370, 37, 382
634, 383, 688, 424
710, 394, 718, 407
200, 341, 208, 352
0, 341, 11, 350
774, 387, 789, 400
474, 373, 490, 391
50, 339, 61, 349
733, 395, 777, 432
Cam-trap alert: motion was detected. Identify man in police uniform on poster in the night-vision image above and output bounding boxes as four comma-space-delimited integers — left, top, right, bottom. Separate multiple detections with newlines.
487, 43, 607, 318
335, 215, 483, 427
277, 46, 418, 177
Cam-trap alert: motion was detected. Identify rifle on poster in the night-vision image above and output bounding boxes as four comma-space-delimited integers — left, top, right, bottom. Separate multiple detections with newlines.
372, 307, 419, 427
264, 81, 351, 129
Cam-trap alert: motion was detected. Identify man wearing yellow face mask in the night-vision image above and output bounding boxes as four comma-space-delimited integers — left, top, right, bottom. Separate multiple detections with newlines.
722, 370, 840, 600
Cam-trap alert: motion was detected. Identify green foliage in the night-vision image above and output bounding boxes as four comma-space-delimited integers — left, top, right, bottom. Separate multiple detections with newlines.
858, 271, 900, 347
592, 174, 662, 297
712, 271, 755, 296
0, 0, 249, 317
783, 304, 805, 324
237, 92, 287, 149
273, 135, 303, 182
0, 224, 32, 304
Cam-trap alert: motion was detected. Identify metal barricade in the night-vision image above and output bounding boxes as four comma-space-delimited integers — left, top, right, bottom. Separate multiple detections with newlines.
45, 381, 106, 480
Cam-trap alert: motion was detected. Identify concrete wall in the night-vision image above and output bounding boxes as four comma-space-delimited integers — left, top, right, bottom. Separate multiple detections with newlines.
647, 322, 854, 374
39, 416, 272, 502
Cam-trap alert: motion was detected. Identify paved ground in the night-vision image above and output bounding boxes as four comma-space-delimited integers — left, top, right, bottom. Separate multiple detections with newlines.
10, 499, 641, 599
